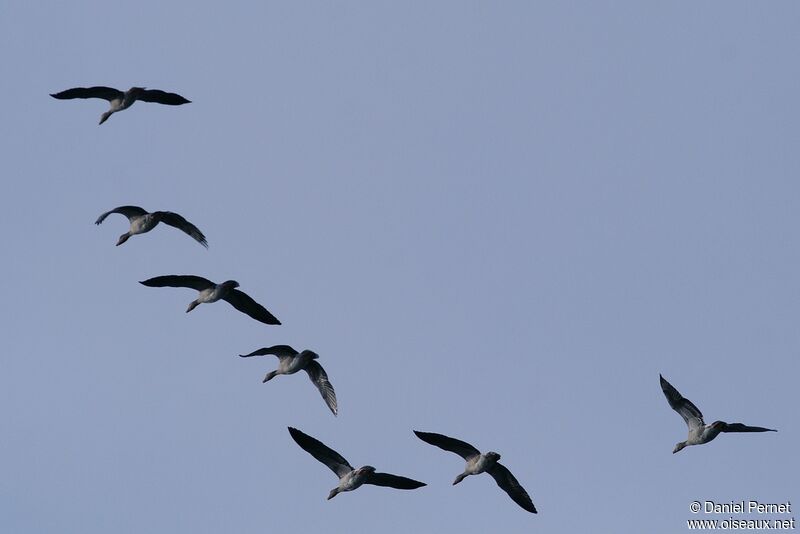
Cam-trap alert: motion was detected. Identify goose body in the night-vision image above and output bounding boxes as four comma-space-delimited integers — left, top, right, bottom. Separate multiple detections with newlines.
51, 86, 190, 124
288, 427, 425, 500
95, 206, 207, 247
414, 430, 537, 514
660, 375, 777, 453
139, 275, 280, 325
239, 345, 338, 415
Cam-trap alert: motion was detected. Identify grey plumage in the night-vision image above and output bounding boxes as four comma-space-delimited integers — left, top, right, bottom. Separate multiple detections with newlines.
414, 430, 537, 514
239, 345, 338, 415
140, 275, 280, 325
660, 374, 777, 453
288, 427, 425, 500
95, 205, 207, 247
51, 86, 190, 124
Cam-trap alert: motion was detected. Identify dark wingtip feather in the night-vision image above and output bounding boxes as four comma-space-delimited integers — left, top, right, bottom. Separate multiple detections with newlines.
287, 427, 303, 442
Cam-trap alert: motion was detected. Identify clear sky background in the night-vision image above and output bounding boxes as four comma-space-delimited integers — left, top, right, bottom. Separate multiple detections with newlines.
1, 2, 797, 533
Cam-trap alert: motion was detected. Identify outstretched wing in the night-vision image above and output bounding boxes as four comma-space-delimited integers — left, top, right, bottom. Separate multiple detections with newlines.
305, 361, 338, 416
239, 345, 299, 358
413, 431, 481, 460
660, 375, 705, 431
51, 86, 123, 101
139, 275, 214, 291
365, 472, 426, 490
95, 205, 148, 225
719, 422, 777, 433
223, 289, 281, 325
486, 463, 537, 513
154, 211, 208, 247
138, 89, 191, 105
288, 427, 352, 479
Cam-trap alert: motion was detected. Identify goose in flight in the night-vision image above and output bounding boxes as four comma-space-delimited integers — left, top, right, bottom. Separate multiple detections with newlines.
288, 427, 425, 500
50, 86, 190, 124
413, 430, 537, 514
140, 275, 280, 325
660, 375, 776, 453
239, 345, 337, 415
95, 206, 207, 247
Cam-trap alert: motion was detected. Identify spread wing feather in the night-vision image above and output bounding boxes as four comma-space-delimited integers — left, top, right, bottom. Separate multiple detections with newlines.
138, 89, 191, 105
239, 345, 298, 358
487, 463, 537, 513
305, 361, 338, 416
139, 275, 214, 291
223, 290, 281, 325
154, 211, 207, 247
365, 472, 426, 490
51, 86, 123, 101
719, 422, 777, 433
288, 427, 352, 479
95, 205, 148, 224
413, 431, 481, 460
660, 375, 705, 431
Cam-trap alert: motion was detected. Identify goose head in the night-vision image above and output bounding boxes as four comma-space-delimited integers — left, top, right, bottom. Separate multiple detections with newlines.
673, 442, 687, 454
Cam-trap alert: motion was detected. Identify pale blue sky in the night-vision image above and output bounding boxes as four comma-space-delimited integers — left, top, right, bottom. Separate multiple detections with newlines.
1, 2, 797, 533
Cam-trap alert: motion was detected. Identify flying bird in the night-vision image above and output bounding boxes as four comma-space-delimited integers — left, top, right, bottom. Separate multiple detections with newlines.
288, 427, 425, 500
413, 430, 537, 514
660, 374, 777, 453
95, 206, 207, 247
139, 275, 280, 325
50, 86, 190, 124
240, 345, 337, 415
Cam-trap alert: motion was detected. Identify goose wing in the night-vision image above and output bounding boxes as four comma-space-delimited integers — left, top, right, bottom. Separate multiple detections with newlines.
304, 360, 338, 416
222, 289, 281, 325
288, 427, 352, 479
660, 375, 705, 431
95, 205, 148, 225
364, 472, 426, 490
51, 86, 123, 101
239, 345, 298, 358
137, 89, 191, 105
139, 275, 215, 291
487, 462, 537, 513
413, 431, 481, 460
153, 211, 208, 247
719, 422, 777, 433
